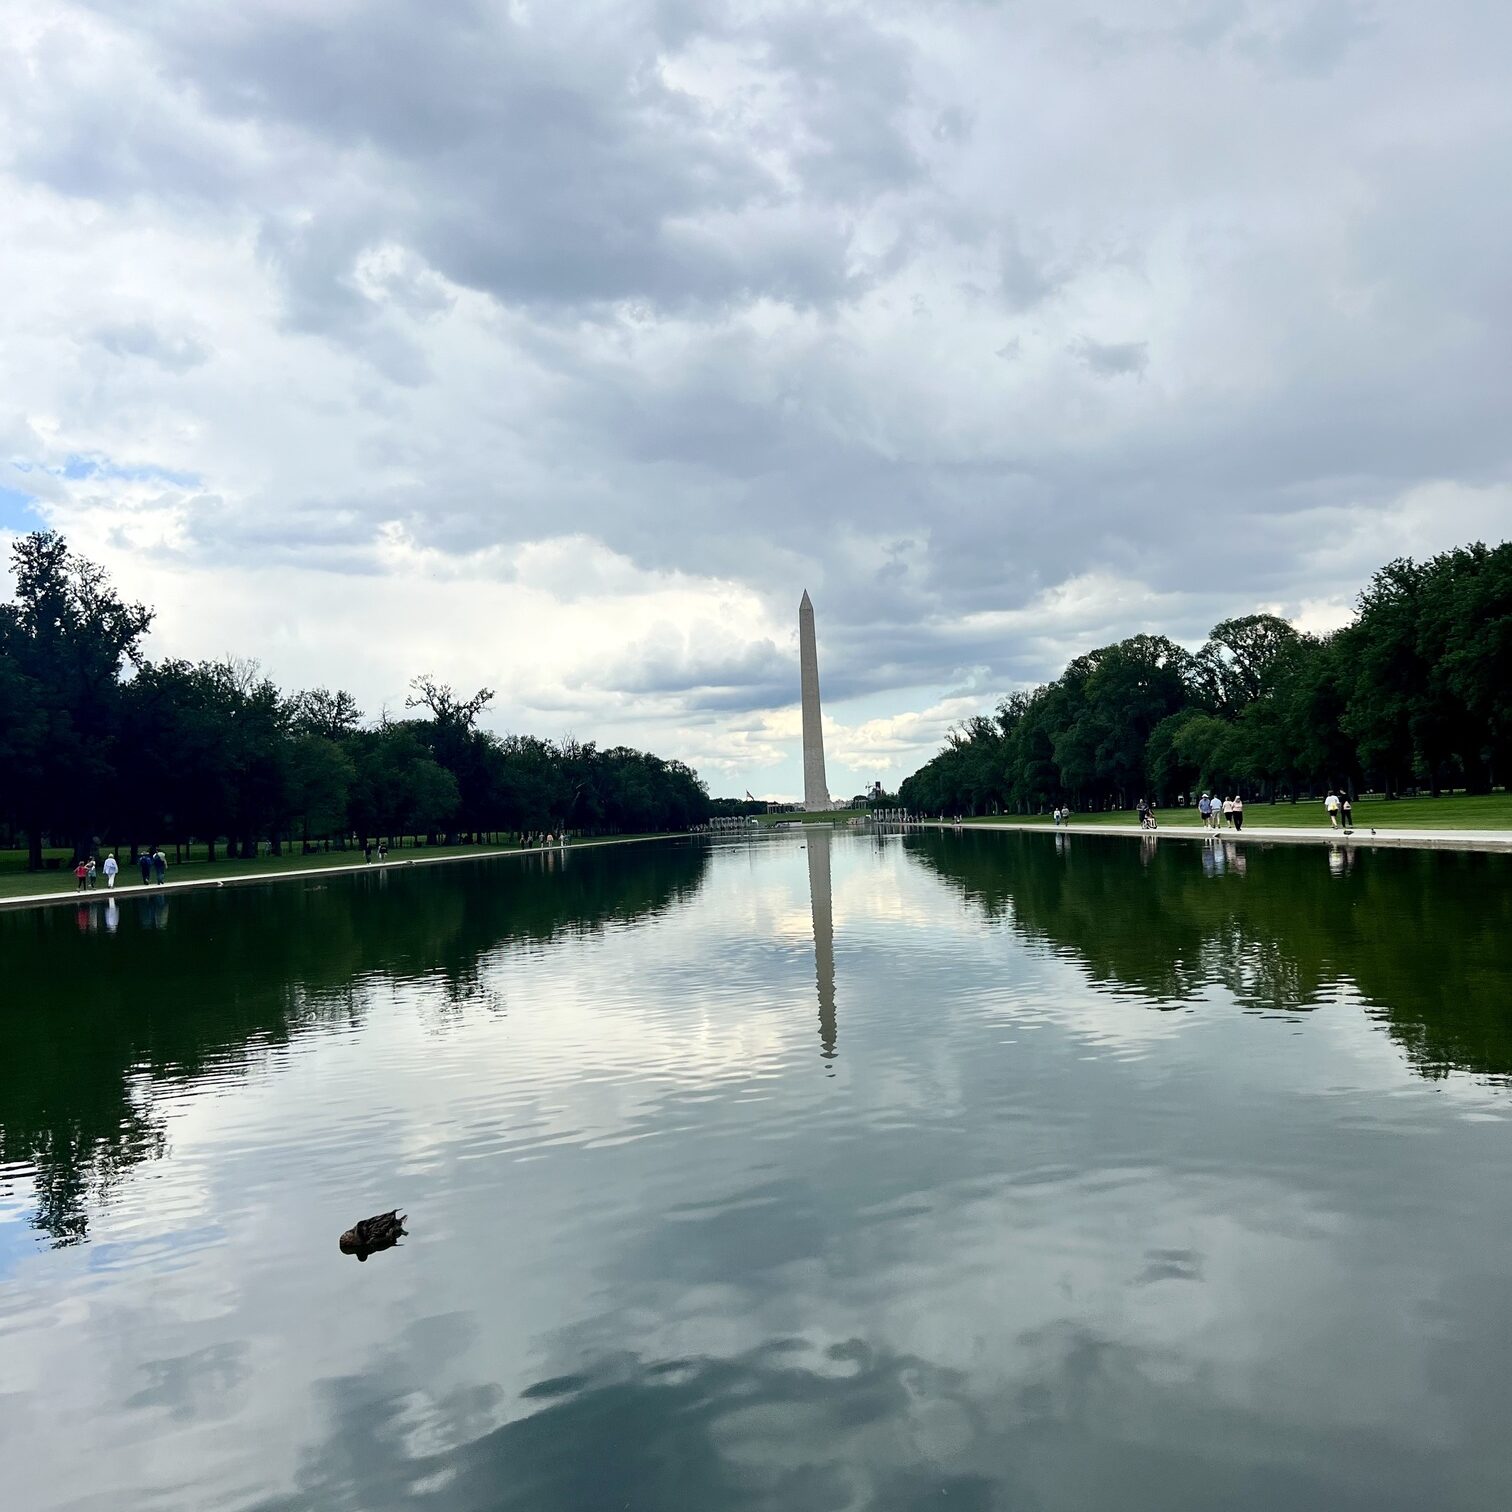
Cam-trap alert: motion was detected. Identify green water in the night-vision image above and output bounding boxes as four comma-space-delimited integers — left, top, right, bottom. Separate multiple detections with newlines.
2, 831, 1510, 1510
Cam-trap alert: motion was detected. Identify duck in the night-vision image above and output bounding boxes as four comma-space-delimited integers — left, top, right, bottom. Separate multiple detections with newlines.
339, 1208, 407, 1260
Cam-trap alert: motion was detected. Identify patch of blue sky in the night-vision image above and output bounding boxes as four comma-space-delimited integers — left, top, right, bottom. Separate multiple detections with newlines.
57, 454, 199, 488
85, 1222, 225, 1273
0, 484, 40, 532
0, 1204, 43, 1280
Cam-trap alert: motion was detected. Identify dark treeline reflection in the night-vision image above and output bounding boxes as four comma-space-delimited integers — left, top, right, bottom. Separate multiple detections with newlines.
907, 830, 1512, 1081
0, 842, 709, 1245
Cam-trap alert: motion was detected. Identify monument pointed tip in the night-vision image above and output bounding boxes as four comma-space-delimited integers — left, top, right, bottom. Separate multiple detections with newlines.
800, 589, 812, 607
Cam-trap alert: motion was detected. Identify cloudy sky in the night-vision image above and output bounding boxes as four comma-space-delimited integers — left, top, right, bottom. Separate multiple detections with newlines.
2, 0, 1508, 799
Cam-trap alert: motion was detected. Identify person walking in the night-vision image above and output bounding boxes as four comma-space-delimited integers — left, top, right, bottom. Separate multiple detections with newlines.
377, 841, 387, 862
1221, 796, 1234, 829
139, 849, 154, 884
1231, 794, 1244, 832
74, 859, 89, 892
103, 852, 119, 888
1198, 793, 1212, 831
152, 848, 167, 884
1324, 791, 1341, 829
1341, 795, 1353, 832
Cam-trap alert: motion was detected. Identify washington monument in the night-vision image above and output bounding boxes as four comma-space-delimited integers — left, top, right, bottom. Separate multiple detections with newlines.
799, 590, 831, 811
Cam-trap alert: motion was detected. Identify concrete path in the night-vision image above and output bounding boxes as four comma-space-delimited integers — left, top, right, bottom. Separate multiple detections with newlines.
0, 834, 674, 914
941, 820, 1512, 854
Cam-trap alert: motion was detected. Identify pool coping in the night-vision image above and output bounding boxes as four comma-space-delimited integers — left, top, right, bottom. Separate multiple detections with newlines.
934, 820, 1512, 854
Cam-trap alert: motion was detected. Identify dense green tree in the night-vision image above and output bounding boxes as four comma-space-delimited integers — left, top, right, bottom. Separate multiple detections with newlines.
349, 725, 460, 841
286, 733, 356, 846
1194, 613, 1303, 714
289, 686, 362, 741
902, 541, 1510, 814
0, 532, 152, 865
0, 530, 712, 859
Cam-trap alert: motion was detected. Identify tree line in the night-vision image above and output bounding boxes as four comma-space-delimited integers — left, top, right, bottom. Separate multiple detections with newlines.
899, 542, 1511, 816
0, 531, 712, 867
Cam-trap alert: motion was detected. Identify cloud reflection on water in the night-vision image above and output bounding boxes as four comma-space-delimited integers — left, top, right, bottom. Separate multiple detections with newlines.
3, 833, 1512, 1512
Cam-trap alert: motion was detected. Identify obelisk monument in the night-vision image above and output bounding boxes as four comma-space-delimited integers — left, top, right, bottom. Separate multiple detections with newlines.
799, 590, 831, 811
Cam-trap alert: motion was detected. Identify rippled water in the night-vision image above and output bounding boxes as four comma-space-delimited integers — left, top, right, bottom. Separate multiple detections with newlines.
3, 830, 1511, 1510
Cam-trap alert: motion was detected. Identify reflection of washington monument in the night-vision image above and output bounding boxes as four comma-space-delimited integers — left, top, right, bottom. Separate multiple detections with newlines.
806, 828, 837, 1066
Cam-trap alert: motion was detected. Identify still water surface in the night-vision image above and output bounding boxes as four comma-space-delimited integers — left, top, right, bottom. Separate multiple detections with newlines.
2, 831, 1511, 1510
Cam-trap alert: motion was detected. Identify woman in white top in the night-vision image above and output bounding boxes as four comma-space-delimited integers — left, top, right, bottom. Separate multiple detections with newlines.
1221, 797, 1234, 827
103, 853, 119, 887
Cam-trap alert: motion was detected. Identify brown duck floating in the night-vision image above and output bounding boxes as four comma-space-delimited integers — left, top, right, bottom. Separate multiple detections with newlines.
339, 1209, 406, 1260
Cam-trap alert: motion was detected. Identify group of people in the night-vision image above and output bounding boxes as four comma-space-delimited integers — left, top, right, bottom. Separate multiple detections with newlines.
1196, 792, 1245, 832
1324, 791, 1354, 830
1052, 790, 1361, 837
361, 841, 389, 863
73, 848, 166, 890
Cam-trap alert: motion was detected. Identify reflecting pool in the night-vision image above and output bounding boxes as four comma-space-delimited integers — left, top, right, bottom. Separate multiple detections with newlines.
2, 830, 1510, 1510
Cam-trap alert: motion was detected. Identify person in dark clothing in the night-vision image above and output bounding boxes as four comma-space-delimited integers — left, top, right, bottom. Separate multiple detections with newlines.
139, 851, 154, 884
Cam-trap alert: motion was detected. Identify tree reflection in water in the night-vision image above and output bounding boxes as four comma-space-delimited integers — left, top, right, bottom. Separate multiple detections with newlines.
906, 828, 1512, 1081
0, 842, 710, 1245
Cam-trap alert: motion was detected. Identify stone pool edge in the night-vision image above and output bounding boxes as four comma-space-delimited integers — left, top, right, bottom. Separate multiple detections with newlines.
0, 833, 684, 914
939, 821, 1512, 855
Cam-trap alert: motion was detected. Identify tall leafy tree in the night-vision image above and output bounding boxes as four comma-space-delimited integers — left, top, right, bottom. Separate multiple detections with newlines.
0, 532, 152, 866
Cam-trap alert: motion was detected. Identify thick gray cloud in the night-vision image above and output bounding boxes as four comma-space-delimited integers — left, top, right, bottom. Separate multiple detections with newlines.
1071, 337, 1149, 378
93, 320, 209, 372
2, 0, 1511, 793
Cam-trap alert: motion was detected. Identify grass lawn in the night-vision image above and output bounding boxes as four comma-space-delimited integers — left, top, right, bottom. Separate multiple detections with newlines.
962, 791, 1512, 832
0, 832, 679, 902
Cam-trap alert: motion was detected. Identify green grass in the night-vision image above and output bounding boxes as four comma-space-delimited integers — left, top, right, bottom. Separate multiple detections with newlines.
961, 791, 1512, 832
0, 833, 680, 902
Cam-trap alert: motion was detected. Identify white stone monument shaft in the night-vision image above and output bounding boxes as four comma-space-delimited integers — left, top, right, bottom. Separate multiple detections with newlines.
799, 590, 831, 811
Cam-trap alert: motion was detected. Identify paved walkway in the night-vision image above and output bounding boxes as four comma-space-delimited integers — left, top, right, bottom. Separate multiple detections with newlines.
943, 820, 1512, 854
0, 834, 673, 914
